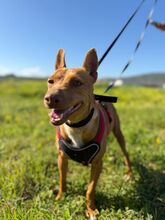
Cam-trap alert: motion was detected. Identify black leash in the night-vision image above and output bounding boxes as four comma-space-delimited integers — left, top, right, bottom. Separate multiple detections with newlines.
95, 0, 158, 101
98, 0, 146, 66
104, 0, 158, 93
95, 0, 146, 103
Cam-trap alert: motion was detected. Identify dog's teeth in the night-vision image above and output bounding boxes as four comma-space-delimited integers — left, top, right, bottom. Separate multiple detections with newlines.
54, 116, 59, 121
51, 118, 60, 124
55, 118, 61, 122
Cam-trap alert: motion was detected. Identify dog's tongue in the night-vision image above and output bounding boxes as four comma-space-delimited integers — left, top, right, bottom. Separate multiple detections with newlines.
49, 103, 81, 126
49, 109, 65, 125
52, 109, 64, 118
49, 107, 74, 126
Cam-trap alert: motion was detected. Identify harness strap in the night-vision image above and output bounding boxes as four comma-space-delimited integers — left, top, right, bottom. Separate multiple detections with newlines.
94, 94, 118, 103
56, 127, 61, 140
95, 106, 106, 144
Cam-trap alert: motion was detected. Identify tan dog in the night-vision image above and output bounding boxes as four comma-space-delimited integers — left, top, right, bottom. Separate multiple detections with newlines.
44, 48, 132, 219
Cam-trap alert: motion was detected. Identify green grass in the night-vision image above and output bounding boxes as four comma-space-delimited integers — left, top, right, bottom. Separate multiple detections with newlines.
0, 78, 165, 220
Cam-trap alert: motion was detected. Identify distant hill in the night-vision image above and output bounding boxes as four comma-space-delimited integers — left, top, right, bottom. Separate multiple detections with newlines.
1, 72, 165, 87
122, 73, 165, 87
98, 72, 165, 87
0, 73, 46, 81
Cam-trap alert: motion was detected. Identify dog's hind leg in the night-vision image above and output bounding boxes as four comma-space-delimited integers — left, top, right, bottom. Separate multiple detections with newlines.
112, 113, 132, 178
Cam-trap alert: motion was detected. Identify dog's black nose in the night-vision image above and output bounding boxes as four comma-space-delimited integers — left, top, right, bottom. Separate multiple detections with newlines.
44, 94, 51, 104
44, 94, 60, 105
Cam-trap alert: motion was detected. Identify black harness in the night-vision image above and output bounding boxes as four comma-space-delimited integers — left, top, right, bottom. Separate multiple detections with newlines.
57, 105, 106, 165
59, 139, 100, 166
57, 95, 116, 165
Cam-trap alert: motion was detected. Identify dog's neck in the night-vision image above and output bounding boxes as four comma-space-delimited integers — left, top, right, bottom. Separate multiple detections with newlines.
61, 104, 100, 148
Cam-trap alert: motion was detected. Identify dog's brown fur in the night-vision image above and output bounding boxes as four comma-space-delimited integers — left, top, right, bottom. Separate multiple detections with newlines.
44, 48, 132, 219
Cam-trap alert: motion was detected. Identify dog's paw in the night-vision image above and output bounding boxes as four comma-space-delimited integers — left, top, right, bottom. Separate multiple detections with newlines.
124, 170, 134, 181
55, 192, 64, 200
86, 208, 99, 220
53, 189, 65, 200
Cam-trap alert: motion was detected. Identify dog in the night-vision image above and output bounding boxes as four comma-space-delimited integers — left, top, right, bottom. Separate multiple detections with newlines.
44, 48, 132, 219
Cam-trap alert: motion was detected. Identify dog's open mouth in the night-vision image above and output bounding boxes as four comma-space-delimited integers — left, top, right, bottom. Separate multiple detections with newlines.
49, 102, 82, 126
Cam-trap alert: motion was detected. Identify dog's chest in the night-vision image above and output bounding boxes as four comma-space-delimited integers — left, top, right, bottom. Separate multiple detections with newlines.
63, 125, 84, 148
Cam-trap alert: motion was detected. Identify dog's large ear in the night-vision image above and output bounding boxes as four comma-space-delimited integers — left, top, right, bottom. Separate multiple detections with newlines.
83, 48, 98, 82
55, 48, 66, 70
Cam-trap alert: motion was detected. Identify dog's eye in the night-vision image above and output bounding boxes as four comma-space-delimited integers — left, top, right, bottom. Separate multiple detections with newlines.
72, 80, 83, 87
48, 79, 54, 84
57, 75, 64, 81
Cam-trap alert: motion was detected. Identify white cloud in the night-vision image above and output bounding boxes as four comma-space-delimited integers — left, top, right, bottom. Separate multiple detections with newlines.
18, 67, 45, 78
0, 65, 47, 78
0, 65, 12, 75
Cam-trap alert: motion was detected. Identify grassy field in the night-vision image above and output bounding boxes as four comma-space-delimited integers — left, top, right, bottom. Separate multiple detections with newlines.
0, 78, 165, 220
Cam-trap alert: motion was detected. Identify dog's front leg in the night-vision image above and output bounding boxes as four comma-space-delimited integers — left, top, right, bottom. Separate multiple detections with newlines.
86, 160, 102, 219
56, 149, 68, 200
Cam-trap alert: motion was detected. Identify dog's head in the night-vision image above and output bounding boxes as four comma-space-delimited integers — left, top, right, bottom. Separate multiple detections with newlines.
44, 48, 98, 126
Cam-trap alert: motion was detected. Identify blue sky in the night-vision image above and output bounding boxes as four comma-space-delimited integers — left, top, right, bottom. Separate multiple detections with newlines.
0, 0, 164, 78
